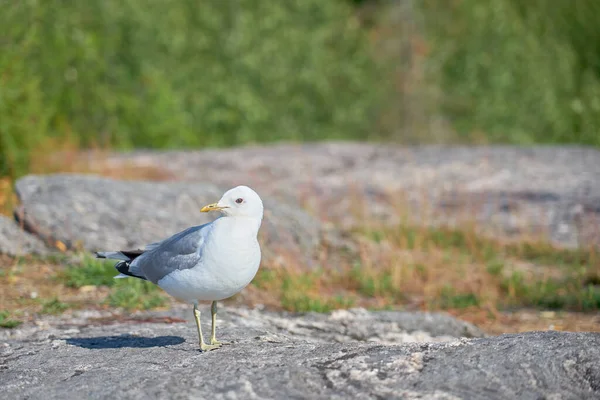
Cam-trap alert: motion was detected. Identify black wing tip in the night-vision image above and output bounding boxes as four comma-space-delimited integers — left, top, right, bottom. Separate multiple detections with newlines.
120, 250, 145, 259
95, 250, 145, 260
115, 261, 148, 281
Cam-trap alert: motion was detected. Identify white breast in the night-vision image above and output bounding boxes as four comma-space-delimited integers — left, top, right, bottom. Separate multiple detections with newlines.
157, 217, 262, 303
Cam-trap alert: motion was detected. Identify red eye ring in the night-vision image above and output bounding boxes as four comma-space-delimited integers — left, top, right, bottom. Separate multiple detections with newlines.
235, 198, 244, 204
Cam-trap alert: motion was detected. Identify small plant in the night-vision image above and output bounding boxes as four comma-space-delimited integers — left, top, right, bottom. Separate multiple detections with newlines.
40, 298, 69, 315
486, 259, 504, 276
63, 254, 117, 288
581, 285, 600, 311
107, 279, 166, 311
0, 311, 21, 328
349, 263, 403, 301
281, 294, 334, 313
332, 294, 356, 309
439, 287, 480, 309
252, 269, 278, 289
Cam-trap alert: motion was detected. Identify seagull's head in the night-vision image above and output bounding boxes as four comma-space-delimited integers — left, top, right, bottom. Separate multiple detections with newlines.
200, 185, 264, 219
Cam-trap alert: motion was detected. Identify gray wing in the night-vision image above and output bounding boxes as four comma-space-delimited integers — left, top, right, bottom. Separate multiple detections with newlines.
130, 222, 213, 284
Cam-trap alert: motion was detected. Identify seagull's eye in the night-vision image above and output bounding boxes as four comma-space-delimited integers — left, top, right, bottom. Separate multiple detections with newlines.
235, 198, 244, 204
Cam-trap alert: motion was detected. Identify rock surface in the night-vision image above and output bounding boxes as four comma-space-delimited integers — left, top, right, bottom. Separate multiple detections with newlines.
1, 307, 599, 400
0, 215, 48, 257
97, 143, 600, 248
13, 174, 331, 265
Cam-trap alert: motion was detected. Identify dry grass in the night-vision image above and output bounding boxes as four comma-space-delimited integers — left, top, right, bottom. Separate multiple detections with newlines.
241, 224, 599, 312
0, 254, 105, 321
0, 177, 17, 217
1, 148, 599, 334
0, 254, 172, 325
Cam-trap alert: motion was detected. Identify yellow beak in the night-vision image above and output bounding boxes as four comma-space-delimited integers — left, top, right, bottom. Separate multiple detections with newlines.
200, 202, 227, 213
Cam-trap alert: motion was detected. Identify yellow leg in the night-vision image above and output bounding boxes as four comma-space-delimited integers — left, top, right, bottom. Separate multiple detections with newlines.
193, 303, 221, 351
210, 301, 226, 346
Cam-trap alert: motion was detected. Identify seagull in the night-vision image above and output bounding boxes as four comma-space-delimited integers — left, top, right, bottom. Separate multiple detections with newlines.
96, 185, 263, 351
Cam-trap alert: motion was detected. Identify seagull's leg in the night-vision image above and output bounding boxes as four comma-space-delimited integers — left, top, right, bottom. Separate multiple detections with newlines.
193, 303, 220, 351
210, 301, 227, 346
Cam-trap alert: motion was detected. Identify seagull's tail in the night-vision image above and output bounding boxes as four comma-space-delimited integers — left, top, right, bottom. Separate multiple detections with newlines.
96, 250, 148, 281
95, 251, 130, 261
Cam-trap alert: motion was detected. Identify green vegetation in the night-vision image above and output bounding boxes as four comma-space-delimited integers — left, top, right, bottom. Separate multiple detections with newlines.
4, 1, 600, 180
63, 255, 118, 288
253, 268, 356, 313
365, 224, 596, 267
350, 263, 403, 301
0, 311, 22, 328
439, 287, 480, 310
1, 222, 599, 319
360, 223, 600, 312
0, 0, 381, 178
280, 270, 334, 313
62, 255, 167, 311
107, 280, 167, 311
40, 298, 70, 315
243, 219, 600, 314
248, 220, 599, 314
419, 0, 600, 146
501, 272, 600, 311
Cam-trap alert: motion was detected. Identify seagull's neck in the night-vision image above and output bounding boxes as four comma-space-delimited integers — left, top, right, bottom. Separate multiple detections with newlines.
216, 215, 262, 238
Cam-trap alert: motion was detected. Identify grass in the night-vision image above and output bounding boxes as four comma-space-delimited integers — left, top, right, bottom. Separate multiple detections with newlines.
0, 220, 598, 334
349, 262, 404, 301
438, 287, 480, 309
2, 220, 597, 319
62, 255, 119, 288
107, 279, 167, 311
40, 298, 70, 315
61, 255, 167, 311
0, 253, 168, 328
0, 311, 22, 328
279, 270, 356, 313
246, 222, 599, 316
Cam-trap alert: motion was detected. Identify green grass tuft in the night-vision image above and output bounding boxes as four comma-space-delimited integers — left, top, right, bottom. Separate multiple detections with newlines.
349, 263, 403, 301
281, 294, 334, 313
252, 269, 279, 290
501, 272, 600, 311
486, 259, 505, 276
0, 311, 22, 328
60, 253, 167, 311
107, 279, 166, 311
62, 255, 118, 288
40, 298, 70, 315
439, 287, 480, 309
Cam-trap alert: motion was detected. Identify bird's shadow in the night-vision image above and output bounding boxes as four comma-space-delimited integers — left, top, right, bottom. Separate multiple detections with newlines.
65, 334, 185, 349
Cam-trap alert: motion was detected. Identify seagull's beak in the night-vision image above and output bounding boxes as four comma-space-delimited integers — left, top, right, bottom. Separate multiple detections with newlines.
200, 202, 227, 213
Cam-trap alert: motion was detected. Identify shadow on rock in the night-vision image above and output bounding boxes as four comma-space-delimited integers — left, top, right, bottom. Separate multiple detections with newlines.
66, 334, 185, 349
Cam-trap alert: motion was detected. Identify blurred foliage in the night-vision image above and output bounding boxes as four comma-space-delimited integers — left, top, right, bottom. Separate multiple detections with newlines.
0, 0, 382, 178
418, 0, 600, 145
2, 0, 600, 180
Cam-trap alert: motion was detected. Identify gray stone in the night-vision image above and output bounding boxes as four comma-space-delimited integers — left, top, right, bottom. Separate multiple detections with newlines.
14, 174, 328, 264
0, 214, 48, 257
1, 306, 598, 399
96, 143, 600, 248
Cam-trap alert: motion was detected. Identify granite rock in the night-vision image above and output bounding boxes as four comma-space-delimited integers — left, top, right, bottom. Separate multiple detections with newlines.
1, 307, 598, 400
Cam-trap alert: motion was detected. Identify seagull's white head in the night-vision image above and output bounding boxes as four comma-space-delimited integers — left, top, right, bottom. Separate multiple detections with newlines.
200, 186, 264, 219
